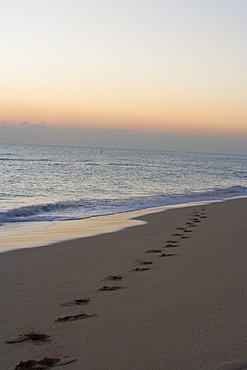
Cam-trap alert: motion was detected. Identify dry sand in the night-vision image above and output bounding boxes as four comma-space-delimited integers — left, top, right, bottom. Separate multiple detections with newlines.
0, 198, 246, 370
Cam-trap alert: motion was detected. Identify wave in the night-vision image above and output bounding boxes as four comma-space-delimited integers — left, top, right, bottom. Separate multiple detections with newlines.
234, 170, 247, 178
108, 163, 141, 167
185, 185, 247, 198
0, 158, 51, 162
1, 185, 246, 225
0, 200, 90, 222
0, 192, 28, 198
214, 185, 247, 194
0, 153, 17, 156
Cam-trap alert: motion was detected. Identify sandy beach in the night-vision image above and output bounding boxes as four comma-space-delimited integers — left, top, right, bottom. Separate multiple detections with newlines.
0, 198, 246, 370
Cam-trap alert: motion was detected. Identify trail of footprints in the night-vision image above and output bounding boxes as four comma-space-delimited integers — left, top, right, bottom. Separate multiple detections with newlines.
7, 207, 207, 369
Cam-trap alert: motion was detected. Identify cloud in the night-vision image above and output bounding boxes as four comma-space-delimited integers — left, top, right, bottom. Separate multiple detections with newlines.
31, 123, 48, 128
20, 121, 46, 127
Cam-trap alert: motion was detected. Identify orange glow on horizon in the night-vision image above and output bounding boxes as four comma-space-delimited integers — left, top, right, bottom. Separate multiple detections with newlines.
1, 82, 246, 139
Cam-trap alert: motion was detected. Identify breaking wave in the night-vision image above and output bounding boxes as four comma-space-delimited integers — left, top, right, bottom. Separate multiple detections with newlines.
1, 185, 246, 224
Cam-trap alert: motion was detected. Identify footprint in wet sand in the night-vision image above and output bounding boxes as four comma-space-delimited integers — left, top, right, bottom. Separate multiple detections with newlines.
164, 243, 179, 248
6, 333, 50, 344
135, 259, 153, 265
55, 313, 97, 322
61, 298, 90, 306
145, 249, 162, 253
133, 267, 152, 272
14, 356, 76, 369
105, 275, 124, 281
172, 233, 184, 237
176, 227, 193, 233
159, 252, 176, 257
99, 285, 125, 291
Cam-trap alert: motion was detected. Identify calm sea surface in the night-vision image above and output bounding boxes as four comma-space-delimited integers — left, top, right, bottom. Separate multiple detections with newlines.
0, 143, 247, 241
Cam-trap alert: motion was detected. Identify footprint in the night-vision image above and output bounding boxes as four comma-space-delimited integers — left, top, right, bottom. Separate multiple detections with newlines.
183, 229, 192, 233
145, 249, 162, 253
99, 285, 125, 291
105, 275, 124, 281
164, 243, 179, 248
135, 259, 153, 265
6, 333, 50, 344
159, 253, 175, 257
172, 233, 183, 236
175, 227, 185, 230
55, 313, 97, 322
14, 356, 76, 369
180, 236, 190, 239
193, 219, 201, 222
133, 267, 152, 272
61, 298, 90, 306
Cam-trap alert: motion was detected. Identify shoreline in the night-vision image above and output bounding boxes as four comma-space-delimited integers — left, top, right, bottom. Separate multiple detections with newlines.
1, 198, 247, 369
1, 196, 246, 254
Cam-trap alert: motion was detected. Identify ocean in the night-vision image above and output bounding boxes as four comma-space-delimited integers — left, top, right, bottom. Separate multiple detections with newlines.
0, 143, 247, 247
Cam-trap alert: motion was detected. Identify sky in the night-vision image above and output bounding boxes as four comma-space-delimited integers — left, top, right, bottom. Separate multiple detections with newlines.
1, 0, 247, 153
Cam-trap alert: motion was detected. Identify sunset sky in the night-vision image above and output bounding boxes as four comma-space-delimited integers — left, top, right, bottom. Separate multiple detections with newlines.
1, 0, 247, 144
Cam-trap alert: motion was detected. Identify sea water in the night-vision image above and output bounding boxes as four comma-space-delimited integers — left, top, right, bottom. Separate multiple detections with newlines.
0, 143, 246, 248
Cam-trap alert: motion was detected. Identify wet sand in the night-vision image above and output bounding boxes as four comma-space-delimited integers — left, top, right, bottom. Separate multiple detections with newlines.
0, 198, 246, 370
